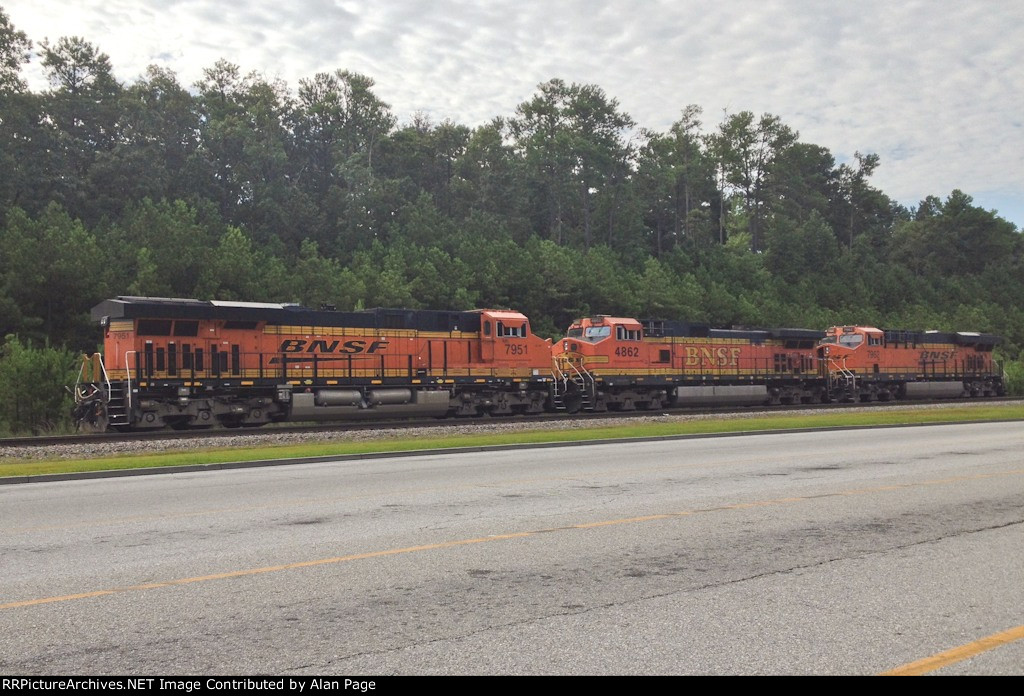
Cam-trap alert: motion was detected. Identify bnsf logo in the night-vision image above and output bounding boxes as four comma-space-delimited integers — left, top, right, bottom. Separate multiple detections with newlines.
279, 339, 389, 354
920, 350, 957, 361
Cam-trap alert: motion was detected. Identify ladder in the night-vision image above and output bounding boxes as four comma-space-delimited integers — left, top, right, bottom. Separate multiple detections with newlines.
104, 381, 130, 427
73, 352, 133, 430
827, 357, 857, 398
551, 358, 596, 411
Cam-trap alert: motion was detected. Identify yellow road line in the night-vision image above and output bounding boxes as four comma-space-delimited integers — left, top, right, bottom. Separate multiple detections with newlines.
880, 625, 1024, 675
3, 468, 1023, 611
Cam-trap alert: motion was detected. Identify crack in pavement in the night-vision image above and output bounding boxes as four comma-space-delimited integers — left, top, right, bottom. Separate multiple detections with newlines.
291, 516, 1024, 672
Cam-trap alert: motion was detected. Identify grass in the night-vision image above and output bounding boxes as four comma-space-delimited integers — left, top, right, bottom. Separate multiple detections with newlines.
2, 404, 1023, 479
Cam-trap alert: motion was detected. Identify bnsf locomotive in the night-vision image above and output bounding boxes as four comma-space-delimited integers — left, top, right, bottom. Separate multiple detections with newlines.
72, 297, 1005, 431
551, 315, 825, 412
73, 296, 553, 431
550, 315, 1003, 412
817, 325, 1002, 401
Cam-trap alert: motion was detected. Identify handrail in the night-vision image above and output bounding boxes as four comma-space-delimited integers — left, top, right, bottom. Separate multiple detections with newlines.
97, 353, 112, 403
551, 358, 568, 398
74, 353, 112, 404
124, 350, 136, 412
827, 356, 856, 388
567, 359, 594, 392
73, 355, 90, 402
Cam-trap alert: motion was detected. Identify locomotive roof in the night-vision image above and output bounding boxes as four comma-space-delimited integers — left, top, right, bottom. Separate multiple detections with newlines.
641, 318, 823, 341
827, 326, 1002, 347
881, 328, 1001, 346
91, 296, 485, 332
485, 310, 530, 320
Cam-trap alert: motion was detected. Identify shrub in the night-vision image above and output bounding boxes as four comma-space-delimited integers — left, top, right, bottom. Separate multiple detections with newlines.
0, 335, 78, 435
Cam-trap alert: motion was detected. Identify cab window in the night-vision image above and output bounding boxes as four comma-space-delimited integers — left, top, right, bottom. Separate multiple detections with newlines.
838, 334, 864, 347
496, 321, 527, 338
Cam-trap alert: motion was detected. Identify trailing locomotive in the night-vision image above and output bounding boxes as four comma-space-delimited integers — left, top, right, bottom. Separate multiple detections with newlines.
550, 315, 1003, 412
73, 296, 553, 431
550, 315, 824, 412
818, 325, 1002, 401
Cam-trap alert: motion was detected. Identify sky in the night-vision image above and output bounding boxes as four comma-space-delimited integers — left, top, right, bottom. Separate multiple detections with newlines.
5, 0, 1024, 229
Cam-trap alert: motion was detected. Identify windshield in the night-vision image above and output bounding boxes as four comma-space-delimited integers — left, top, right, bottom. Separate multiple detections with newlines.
838, 334, 863, 347
584, 326, 611, 340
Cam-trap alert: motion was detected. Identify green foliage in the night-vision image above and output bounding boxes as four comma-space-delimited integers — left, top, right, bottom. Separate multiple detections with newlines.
0, 335, 77, 435
1001, 359, 1024, 396
193, 226, 289, 301
0, 204, 106, 348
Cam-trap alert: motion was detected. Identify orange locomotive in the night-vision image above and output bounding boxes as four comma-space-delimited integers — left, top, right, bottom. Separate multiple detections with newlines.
551, 315, 824, 411
551, 316, 1004, 411
817, 326, 1002, 401
73, 297, 553, 430
72, 298, 1006, 430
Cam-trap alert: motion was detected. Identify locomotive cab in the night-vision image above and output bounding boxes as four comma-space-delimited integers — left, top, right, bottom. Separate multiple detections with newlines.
817, 326, 885, 399
817, 326, 883, 359
557, 315, 645, 367
479, 310, 549, 366
551, 315, 655, 413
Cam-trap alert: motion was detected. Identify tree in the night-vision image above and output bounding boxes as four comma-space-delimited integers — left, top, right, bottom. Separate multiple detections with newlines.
763, 142, 837, 225
0, 7, 31, 94
510, 79, 635, 249
38, 36, 123, 222
764, 211, 838, 284
711, 111, 797, 251
890, 190, 1020, 277
289, 70, 397, 251
193, 226, 288, 300
375, 115, 471, 215
448, 120, 526, 228
193, 60, 308, 245
290, 239, 366, 310
108, 66, 201, 205
0, 204, 106, 348
635, 105, 718, 256
104, 198, 220, 297
0, 10, 42, 211
291, 70, 396, 193
834, 151, 882, 249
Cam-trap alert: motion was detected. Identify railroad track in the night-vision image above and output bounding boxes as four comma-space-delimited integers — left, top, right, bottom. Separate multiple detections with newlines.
3, 396, 1019, 450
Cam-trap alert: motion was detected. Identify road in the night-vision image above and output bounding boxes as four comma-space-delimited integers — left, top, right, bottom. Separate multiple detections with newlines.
1, 422, 1022, 675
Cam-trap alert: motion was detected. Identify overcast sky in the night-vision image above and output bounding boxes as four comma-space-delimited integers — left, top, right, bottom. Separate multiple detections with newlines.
6, 0, 1023, 228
